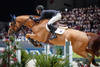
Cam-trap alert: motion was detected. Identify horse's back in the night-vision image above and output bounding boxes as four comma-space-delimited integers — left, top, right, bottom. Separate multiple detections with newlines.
63, 29, 89, 44
67, 29, 88, 39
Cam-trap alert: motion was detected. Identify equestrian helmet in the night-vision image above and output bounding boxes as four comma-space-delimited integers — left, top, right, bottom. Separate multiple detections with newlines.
36, 5, 44, 11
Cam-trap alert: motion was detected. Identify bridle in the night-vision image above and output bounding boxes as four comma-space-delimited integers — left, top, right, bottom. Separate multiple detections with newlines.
9, 16, 42, 47
9, 18, 31, 34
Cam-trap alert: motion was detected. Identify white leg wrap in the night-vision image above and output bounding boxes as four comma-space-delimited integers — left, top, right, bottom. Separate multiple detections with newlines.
47, 13, 61, 25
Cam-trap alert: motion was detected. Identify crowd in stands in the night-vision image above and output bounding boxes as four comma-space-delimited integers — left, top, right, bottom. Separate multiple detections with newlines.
0, 27, 8, 40
63, 6, 100, 34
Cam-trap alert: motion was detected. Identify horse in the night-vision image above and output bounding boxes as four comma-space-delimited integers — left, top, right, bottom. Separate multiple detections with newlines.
8, 15, 100, 67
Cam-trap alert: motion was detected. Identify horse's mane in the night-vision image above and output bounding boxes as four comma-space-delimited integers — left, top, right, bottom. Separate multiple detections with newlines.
15, 15, 39, 22
15, 15, 49, 29
17, 15, 39, 18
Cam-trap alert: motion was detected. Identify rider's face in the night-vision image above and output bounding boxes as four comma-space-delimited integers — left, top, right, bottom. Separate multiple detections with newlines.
36, 10, 41, 15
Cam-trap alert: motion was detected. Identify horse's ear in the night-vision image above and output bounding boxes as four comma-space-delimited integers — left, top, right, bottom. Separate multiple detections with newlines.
13, 14, 16, 23
10, 14, 16, 23
13, 14, 16, 20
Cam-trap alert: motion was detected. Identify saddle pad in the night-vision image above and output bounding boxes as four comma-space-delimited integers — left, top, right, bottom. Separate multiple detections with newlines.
55, 27, 65, 34
46, 24, 67, 34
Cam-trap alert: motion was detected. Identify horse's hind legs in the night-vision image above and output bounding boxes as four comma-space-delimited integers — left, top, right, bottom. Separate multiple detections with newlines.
76, 51, 91, 67
87, 54, 99, 67
92, 59, 99, 66
86, 49, 99, 66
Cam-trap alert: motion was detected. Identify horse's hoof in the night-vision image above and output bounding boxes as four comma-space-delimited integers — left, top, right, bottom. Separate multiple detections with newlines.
34, 43, 42, 48
87, 64, 90, 67
94, 63, 99, 66
38, 44, 43, 47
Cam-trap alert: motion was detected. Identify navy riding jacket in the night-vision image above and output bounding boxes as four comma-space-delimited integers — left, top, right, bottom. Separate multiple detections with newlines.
34, 10, 60, 21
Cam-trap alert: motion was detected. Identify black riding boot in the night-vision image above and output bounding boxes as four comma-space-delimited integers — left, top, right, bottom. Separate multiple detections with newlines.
48, 24, 57, 40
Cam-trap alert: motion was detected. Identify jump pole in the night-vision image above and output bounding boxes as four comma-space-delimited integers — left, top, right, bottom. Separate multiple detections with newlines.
64, 40, 73, 67
44, 44, 50, 55
16, 49, 21, 63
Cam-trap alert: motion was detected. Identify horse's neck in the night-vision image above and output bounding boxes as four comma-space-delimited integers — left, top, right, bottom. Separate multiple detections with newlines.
17, 15, 39, 29
32, 19, 48, 31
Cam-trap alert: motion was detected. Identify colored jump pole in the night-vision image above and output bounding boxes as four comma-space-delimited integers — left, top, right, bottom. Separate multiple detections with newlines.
64, 40, 73, 67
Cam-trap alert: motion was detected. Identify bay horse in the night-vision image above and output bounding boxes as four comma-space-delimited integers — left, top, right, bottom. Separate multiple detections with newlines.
8, 15, 100, 66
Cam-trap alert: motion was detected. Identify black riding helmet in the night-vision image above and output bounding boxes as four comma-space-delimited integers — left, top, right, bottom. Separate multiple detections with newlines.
36, 5, 44, 11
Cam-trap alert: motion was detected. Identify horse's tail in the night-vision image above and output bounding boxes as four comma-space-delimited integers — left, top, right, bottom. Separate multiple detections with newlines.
92, 36, 100, 57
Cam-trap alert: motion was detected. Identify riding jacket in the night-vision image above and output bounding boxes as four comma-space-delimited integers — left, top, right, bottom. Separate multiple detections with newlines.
34, 10, 60, 21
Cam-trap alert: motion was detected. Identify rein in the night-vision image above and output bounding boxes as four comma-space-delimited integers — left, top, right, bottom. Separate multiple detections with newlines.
9, 17, 31, 36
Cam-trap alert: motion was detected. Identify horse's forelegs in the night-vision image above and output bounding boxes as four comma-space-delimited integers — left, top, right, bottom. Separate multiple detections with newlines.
26, 33, 43, 43
28, 38, 42, 47
26, 34, 34, 38
86, 49, 99, 66
26, 34, 42, 47
26, 33, 37, 40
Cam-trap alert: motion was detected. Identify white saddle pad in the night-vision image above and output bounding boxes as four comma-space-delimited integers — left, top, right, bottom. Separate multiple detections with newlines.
55, 27, 66, 34
46, 24, 68, 34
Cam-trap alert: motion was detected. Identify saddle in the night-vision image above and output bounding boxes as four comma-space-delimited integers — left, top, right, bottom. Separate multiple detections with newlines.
46, 19, 68, 34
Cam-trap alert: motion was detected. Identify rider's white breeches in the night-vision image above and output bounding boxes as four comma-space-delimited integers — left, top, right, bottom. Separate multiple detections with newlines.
47, 13, 62, 25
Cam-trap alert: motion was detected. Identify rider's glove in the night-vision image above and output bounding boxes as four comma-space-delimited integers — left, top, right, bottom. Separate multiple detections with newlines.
29, 16, 35, 20
29, 15, 39, 23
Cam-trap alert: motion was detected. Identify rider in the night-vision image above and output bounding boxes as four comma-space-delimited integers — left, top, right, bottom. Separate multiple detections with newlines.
29, 5, 62, 40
